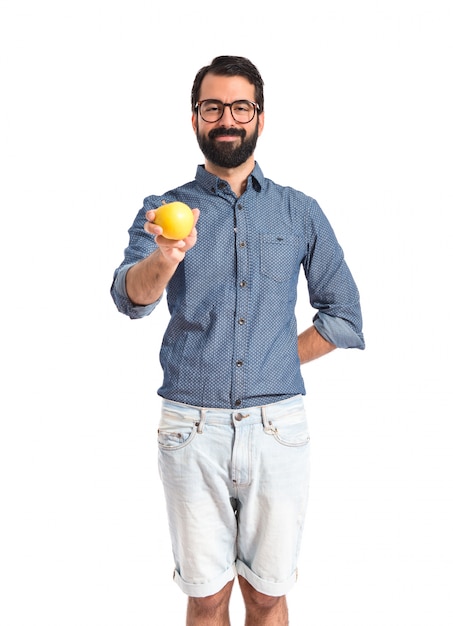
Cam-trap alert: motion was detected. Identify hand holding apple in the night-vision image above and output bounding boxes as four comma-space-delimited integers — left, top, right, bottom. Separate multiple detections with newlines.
144, 203, 199, 263
151, 201, 195, 240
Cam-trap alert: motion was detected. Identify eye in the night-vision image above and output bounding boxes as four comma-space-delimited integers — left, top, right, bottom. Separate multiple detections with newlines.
233, 101, 252, 113
203, 100, 222, 113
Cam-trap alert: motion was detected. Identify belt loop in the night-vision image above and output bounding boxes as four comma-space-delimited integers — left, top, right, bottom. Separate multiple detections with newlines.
261, 405, 276, 434
197, 409, 207, 433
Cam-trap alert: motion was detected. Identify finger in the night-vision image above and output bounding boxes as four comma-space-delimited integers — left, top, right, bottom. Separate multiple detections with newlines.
155, 234, 186, 248
144, 221, 163, 236
145, 209, 156, 222
192, 208, 200, 226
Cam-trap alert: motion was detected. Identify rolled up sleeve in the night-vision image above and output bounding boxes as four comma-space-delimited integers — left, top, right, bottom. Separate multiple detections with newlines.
313, 311, 365, 349
304, 199, 365, 350
111, 264, 162, 319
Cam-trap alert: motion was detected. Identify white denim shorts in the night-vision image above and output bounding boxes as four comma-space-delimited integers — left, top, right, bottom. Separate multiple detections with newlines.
157, 394, 310, 598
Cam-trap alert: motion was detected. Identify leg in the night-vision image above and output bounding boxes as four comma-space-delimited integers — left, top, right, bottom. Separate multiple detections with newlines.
186, 579, 235, 626
234, 397, 310, 624
238, 576, 288, 626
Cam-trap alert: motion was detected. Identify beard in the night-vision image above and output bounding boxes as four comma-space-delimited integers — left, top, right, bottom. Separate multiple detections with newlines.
196, 123, 259, 169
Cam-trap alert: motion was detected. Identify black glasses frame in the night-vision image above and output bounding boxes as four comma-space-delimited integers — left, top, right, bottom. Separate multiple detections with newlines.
196, 99, 260, 124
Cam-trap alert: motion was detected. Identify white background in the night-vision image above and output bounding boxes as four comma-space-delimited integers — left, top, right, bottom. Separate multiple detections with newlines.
1, 1, 452, 624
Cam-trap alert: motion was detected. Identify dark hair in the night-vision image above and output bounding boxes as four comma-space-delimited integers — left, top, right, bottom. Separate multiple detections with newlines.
191, 55, 264, 113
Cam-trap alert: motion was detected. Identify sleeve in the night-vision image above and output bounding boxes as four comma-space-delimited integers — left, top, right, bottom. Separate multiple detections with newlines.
303, 199, 365, 350
110, 197, 163, 319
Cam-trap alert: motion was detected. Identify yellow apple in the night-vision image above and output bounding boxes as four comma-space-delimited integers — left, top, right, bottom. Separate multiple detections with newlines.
152, 201, 194, 240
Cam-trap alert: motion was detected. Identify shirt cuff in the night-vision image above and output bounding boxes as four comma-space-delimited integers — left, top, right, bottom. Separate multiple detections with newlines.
313, 312, 365, 349
112, 264, 161, 319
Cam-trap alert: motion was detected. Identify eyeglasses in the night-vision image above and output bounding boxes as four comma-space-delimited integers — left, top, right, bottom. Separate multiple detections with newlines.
196, 99, 260, 124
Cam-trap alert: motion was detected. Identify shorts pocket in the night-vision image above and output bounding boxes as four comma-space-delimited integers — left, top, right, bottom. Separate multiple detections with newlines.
157, 407, 198, 450
268, 414, 310, 448
157, 424, 198, 450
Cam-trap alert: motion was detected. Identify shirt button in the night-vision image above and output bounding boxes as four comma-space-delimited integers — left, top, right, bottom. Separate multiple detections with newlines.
237, 203, 243, 210
236, 360, 243, 367
239, 241, 246, 248
235, 399, 242, 406
239, 280, 247, 287
238, 318, 245, 325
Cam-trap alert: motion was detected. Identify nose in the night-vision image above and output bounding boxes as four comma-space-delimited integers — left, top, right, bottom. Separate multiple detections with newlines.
217, 104, 236, 125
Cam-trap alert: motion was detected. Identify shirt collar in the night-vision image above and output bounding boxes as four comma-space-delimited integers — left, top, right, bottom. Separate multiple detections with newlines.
195, 162, 263, 194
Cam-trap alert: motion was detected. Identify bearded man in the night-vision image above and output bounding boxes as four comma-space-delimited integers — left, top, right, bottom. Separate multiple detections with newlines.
111, 55, 365, 626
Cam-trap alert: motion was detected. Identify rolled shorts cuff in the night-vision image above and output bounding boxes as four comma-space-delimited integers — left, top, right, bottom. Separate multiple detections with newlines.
173, 564, 237, 598
236, 560, 298, 597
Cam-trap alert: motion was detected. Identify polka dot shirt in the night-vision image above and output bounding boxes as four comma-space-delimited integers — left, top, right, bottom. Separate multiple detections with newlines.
111, 162, 364, 409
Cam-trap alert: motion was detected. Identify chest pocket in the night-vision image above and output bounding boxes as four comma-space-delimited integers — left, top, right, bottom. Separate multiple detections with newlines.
260, 233, 301, 282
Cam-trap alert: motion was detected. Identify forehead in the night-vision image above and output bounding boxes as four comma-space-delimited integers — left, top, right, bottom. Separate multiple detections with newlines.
199, 73, 255, 101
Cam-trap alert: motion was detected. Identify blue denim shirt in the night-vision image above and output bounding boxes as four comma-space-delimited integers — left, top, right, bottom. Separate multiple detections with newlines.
111, 162, 364, 408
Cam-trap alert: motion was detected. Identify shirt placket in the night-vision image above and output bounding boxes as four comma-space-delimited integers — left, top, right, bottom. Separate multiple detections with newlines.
232, 198, 249, 408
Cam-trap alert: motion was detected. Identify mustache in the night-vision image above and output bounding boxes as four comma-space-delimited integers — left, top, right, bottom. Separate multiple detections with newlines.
208, 127, 246, 140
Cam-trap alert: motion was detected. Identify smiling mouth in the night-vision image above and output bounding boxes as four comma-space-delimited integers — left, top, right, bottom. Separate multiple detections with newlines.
208, 128, 245, 141
215, 135, 240, 141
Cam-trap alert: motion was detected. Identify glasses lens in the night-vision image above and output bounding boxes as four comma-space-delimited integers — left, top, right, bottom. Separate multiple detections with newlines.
199, 100, 256, 123
231, 101, 255, 122
200, 101, 223, 122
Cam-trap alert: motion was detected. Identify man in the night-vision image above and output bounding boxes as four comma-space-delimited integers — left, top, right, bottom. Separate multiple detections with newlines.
111, 55, 364, 625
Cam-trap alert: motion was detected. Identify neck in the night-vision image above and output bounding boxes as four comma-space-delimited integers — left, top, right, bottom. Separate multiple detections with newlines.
204, 156, 255, 197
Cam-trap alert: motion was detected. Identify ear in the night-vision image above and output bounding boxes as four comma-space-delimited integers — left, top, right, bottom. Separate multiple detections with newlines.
257, 111, 265, 136
192, 112, 198, 134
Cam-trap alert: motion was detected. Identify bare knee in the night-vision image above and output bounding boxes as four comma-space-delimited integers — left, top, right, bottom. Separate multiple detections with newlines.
238, 575, 285, 609
187, 580, 234, 621
189, 591, 227, 613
